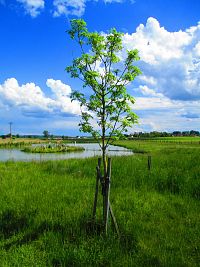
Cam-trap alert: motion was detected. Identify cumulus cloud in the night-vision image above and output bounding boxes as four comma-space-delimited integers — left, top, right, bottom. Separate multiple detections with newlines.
130, 84, 200, 132
46, 78, 81, 115
0, 78, 81, 117
17, 0, 44, 17
122, 17, 200, 101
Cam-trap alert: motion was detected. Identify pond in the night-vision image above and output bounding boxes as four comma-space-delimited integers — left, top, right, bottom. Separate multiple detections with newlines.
0, 143, 133, 162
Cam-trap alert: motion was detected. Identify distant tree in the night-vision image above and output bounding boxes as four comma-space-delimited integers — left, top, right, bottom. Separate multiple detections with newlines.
173, 131, 182, 136
190, 130, 199, 136
43, 130, 49, 139
182, 131, 190, 136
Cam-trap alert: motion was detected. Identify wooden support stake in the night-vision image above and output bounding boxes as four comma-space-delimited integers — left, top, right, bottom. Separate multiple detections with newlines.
104, 158, 111, 235
109, 203, 120, 237
92, 157, 120, 237
92, 158, 101, 220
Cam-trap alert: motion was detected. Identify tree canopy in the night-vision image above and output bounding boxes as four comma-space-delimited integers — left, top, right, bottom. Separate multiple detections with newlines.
66, 19, 141, 154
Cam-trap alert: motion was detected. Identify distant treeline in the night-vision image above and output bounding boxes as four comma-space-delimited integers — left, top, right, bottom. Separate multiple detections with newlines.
0, 134, 93, 140
1, 130, 199, 140
125, 130, 200, 138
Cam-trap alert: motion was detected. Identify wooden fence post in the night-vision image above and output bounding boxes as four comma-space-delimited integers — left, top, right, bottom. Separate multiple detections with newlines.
148, 155, 151, 171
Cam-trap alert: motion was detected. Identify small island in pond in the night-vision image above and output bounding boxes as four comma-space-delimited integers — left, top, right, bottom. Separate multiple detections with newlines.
22, 144, 85, 153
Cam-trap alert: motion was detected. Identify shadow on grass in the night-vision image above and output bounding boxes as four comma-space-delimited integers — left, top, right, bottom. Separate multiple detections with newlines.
1, 213, 105, 249
2, 220, 67, 250
0, 209, 30, 239
1, 210, 138, 265
79, 218, 104, 236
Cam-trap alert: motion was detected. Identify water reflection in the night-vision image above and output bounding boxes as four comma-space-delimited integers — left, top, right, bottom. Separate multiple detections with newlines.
0, 143, 133, 162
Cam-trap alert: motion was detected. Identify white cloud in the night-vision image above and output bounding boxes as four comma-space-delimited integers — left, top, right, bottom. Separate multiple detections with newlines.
133, 97, 180, 111
122, 17, 200, 101
46, 78, 71, 96
53, 0, 85, 17
0, 78, 81, 117
138, 85, 163, 98
53, 0, 129, 17
139, 75, 157, 86
14, 0, 132, 17
46, 78, 81, 115
130, 84, 200, 132
123, 17, 191, 64
137, 111, 200, 132
122, 17, 200, 132
133, 96, 200, 132
0, 78, 51, 109
17, 0, 44, 17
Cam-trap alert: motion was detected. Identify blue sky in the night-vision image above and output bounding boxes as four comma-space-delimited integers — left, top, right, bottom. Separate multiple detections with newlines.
0, 0, 200, 135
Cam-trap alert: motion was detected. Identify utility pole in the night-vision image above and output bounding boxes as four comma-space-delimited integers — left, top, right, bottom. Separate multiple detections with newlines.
9, 122, 13, 142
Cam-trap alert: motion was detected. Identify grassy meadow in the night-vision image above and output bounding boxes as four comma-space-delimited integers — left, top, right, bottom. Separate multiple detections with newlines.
0, 138, 199, 266
149, 136, 200, 142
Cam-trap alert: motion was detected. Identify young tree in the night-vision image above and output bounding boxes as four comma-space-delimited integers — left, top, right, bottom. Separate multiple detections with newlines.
66, 19, 141, 231
67, 19, 141, 167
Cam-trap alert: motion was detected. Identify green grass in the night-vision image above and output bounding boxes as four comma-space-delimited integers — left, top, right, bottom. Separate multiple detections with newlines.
128, 136, 200, 144
0, 139, 47, 149
153, 136, 200, 141
0, 141, 199, 266
115, 139, 200, 153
